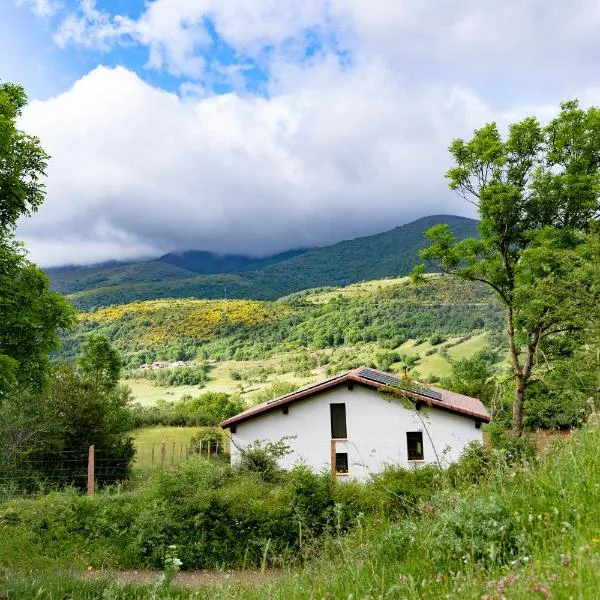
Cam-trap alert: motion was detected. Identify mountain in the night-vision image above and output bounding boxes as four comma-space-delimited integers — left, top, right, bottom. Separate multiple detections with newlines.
47, 215, 478, 310
159, 248, 309, 274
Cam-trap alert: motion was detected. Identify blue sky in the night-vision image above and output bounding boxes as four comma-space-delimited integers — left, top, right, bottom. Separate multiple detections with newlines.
3, 0, 600, 266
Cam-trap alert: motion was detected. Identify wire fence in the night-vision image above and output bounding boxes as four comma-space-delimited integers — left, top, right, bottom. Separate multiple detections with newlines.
135, 439, 225, 468
0, 440, 226, 502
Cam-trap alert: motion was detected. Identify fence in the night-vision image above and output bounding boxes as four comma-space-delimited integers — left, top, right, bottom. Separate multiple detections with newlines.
0, 441, 225, 501
135, 439, 223, 468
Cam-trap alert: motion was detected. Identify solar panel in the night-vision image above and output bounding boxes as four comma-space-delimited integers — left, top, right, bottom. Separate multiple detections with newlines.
355, 368, 443, 402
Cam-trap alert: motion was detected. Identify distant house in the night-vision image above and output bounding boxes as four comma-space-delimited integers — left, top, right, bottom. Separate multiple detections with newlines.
152, 361, 170, 369
221, 367, 490, 481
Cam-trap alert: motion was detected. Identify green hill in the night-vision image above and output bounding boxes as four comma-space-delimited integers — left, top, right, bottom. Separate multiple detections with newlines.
47, 215, 478, 310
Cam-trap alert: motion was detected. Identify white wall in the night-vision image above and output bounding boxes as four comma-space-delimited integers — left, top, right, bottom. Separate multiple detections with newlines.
228, 383, 483, 481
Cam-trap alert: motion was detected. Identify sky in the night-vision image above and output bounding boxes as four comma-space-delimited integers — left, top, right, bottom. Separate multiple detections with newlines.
3, 0, 600, 266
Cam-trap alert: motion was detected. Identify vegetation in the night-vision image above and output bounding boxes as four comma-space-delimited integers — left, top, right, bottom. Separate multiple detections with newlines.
47, 215, 479, 309
57, 276, 505, 369
129, 392, 245, 428
0, 82, 75, 400
417, 101, 600, 433
2, 423, 600, 598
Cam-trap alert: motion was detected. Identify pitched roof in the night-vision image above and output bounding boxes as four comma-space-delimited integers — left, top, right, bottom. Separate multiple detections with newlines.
220, 367, 491, 428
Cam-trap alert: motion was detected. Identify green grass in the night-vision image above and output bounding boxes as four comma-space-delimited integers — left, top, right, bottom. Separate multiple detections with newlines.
133, 426, 214, 467
126, 379, 207, 406
447, 332, 488, 360
3, 422, 600, 598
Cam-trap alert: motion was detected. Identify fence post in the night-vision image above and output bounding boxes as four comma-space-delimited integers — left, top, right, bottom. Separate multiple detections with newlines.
185, 444, 189, 461
152, 443, 155, 465
161, 441, 166, 466
171, 441, 175, 466
87, 445, 95, 496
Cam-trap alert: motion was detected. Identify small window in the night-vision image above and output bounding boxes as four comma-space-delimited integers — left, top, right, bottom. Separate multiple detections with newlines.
407, 432, 424, 461
335, 452, 349, 474
330, 403, 347, 439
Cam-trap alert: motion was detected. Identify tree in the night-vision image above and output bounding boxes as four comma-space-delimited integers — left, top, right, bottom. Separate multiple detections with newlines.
77, 334, 121, 393
0, 82, 49, 233
415, 101, 600, 434
441, 349, 498, 406
0, 82, 75, 399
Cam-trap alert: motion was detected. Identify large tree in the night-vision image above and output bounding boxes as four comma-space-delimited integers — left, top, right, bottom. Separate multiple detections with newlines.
415, 101, 600, 434
0, 81, 75, 399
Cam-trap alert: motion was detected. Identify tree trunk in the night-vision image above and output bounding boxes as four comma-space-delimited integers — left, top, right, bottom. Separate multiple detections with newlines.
512, 377, 525, 435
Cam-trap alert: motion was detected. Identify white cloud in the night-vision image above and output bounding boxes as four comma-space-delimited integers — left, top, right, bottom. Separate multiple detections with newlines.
12, 0, 600, 266
16, 0, 59, 18
17, 64, 492, 266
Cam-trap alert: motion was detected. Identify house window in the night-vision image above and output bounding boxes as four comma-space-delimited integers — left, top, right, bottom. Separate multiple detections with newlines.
330, 403, 347, 439
406, 432, 424, 461
335, 452, 349, 474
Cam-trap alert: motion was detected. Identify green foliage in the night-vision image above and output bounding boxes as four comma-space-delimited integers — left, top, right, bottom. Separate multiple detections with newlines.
0, 81, 49, 232
77, 334, 121, 393
0, 240, 75, 398
431, 494, 518, 566
251, 380, 298, 403
48, 215, 479, 309
418, 100, 600, 432
129, 392, 245, 428
189, 428, 225, 455
441, 347, 498, 405
238, 437, 293, 483
369, 464, 445, 516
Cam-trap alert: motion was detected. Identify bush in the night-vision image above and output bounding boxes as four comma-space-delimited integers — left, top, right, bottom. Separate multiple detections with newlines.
369, 464, 444, 516
238, 437, 293, 482
128, 392, 245, 427
431, 495, 519, 566
189, 428, 225, 455
445, 441, 495, 487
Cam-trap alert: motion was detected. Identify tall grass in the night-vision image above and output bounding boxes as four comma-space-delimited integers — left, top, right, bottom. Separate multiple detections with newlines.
3, 423, 600, 598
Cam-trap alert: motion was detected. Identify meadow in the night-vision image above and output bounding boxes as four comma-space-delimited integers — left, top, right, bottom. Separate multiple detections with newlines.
2, 419, 599, 598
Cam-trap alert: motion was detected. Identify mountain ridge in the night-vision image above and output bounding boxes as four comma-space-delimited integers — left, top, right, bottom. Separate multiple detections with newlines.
47, 214, 478, 310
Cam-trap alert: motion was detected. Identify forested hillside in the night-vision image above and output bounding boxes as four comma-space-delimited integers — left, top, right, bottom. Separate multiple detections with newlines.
57, 276, 505, 398
47, 215, 478, 309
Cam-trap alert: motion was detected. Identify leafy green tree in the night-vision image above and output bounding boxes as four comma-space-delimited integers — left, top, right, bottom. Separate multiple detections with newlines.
0, 82, 49, 232
77, 334, 121, 393
415, 101, 600, 433
442, 349, 498, 406
0, 82, 75, 400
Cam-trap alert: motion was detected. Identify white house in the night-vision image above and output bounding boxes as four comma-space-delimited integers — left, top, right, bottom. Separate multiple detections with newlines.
221, 367, 491, 481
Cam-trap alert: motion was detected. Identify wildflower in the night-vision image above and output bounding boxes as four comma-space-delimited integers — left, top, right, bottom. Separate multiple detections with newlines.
592, 538, 600, 544
87, 566, 93, 571
560, 554, 571, 567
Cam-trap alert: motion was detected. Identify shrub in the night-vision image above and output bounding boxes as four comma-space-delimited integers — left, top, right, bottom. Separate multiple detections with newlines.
369, 464, 444, 516
445, 441, 494, 487
430, 495, 519, 566
238, 437, 293, 482
189, 428, 225, 455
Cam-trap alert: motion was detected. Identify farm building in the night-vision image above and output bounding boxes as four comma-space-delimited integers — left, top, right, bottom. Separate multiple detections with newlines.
221, 367, 491, 481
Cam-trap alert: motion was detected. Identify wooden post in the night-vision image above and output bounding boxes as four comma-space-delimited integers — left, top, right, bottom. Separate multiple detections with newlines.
87, 445, 95, 496
171, 441, 175, 466
161, 441, 166, 466
185, 444, 189, 461
330, 440, 336, 482
199, 441, 203, 458
216, 440, 219, 456
152, 443, 155, 465
179, 442, 183, 460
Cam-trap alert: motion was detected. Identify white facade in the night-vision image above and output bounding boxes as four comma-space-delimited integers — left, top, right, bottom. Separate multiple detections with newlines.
228, 382, 483, 481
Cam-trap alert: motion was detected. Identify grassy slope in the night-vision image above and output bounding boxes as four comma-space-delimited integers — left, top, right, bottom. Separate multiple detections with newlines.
59, 276, 500, 405
3, 422, 600, 598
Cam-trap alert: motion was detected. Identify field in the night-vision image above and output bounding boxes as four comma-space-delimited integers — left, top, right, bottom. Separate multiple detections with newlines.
133, 426, 215, 467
